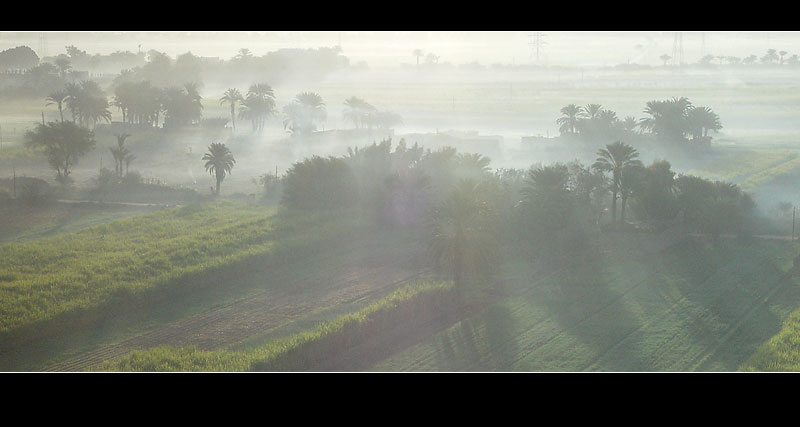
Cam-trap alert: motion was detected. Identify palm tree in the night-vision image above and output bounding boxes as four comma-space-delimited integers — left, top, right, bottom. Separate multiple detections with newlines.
621, 116, 638, 132
456, 153, 492, 179
686, 106, 722, 141
343, 96, 376, 129
64, 82, 82, 123
779, 50, 788, 65
592, 141, 643, 225
413, 49, 424, 67
584, 104, 604, 120
427, 179, 497, 301
283, 92, 326, 135
640, 97, 693, 142
220, 88, 243, 132
660, 54, 671, 66
45, 89, 69, 122
109, 133, 131, 179
556, 104, 585, 135
203, 142, 235, 195
124, 153, 136, 176
238, 84, 275, 132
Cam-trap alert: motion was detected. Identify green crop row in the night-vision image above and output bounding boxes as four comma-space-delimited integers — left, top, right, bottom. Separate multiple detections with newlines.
100, 280, 456, 372
0, 202, 357, 343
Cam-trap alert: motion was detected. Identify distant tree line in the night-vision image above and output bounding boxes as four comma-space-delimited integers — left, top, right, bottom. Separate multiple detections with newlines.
557, 97, 722, 147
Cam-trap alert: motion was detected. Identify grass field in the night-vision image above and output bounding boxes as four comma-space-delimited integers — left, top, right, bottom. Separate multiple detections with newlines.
0, 202, 161, 244
369, 235, 799, 371
0, 202, 356, 346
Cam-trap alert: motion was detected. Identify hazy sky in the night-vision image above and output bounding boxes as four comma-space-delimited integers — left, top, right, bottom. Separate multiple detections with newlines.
1, 31, 797, 68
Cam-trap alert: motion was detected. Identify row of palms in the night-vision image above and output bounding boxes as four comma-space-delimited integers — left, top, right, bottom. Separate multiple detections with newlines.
660, 49, 800, 66
342, 97, 404, 131
220, 85, 326, 135
557, 98, 722, 143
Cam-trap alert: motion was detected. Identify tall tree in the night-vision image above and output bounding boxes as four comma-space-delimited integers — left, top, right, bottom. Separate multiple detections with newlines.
592, 141, 643, 225
109, 133, 131, 179
220, 88, 243, 132
45, 89, 68, 122
556, 104, 586, 135
427, 179, 498, 301
24, 121, 96, 183
413, 49, 424, 66
203, 142, 235, 195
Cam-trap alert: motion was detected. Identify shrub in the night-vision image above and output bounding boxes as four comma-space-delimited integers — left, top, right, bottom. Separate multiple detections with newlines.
281, 156, 358, 210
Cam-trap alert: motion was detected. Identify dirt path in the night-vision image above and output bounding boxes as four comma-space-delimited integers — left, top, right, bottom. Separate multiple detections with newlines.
43, 239, 427, 372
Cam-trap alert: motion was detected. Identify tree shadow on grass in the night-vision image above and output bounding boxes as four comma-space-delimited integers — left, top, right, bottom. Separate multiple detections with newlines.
670, 239, 800, 371
523, 235, 674, 372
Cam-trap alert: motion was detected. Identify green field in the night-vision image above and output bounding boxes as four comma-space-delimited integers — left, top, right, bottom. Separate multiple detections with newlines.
370, 236, 799, 371
0, 202, 355, 345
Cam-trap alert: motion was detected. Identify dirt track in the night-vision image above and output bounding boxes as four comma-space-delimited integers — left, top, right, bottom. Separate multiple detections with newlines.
43, 237, 428, 372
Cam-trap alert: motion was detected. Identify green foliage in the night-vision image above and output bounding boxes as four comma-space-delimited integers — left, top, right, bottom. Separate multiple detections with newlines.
24, 121, 96, 182
675, 175, 756, 237
427, 180, 499, 298
203, 142, 235, 195
0, 203, 357, 340
281, 155, 358, 210
628, 159, 680, 223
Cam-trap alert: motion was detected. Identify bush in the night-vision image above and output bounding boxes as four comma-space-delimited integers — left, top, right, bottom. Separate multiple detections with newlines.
17, 177, 53, 207
281, 156, 358, 210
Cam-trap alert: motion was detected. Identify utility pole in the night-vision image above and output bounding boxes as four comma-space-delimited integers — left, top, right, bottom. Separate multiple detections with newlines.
12, 166, 16, 198
793, 206, 796, 242
41, 111, 45, 125
275, 165, 278, 179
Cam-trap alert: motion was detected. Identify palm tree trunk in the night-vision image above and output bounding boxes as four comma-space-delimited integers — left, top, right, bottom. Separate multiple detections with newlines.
216, 174, 222, 195
620, 194, 627, 224
611, 189, 617, 224
231, 105, 236, 132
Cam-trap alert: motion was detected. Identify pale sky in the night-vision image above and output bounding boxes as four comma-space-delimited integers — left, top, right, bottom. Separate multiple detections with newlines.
1, 31, 796, 68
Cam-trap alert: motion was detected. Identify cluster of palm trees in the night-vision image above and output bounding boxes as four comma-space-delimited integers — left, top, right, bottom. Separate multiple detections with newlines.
220, 86, 329, 135
283, 92, 327, 136
45, 81, 112, 129
342, 97, 404, 131
592, 141, 643, 225
639, 97, 721, 142
109, 133, 136, 179
112, 80, 165, 127
221, 84, 276, 133
659, 49, 800, 67
557, 97, 722, 144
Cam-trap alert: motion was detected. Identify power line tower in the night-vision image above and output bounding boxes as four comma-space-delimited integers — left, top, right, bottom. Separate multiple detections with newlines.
37, 32, 48, 58
701, 32, 706, 58
672, 32, 684, 66
528, 32, 546, 63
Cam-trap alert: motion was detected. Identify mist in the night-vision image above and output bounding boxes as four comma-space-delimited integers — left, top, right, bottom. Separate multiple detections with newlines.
2, 31, 800, 373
